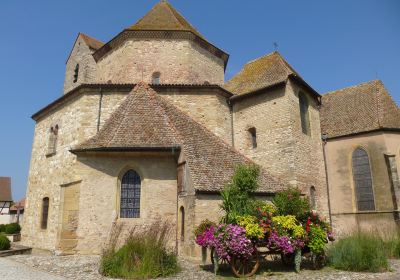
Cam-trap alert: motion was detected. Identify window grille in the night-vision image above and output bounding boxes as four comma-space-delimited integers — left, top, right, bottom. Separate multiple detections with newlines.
352, 148, 375, 211
120, 170, 141, 218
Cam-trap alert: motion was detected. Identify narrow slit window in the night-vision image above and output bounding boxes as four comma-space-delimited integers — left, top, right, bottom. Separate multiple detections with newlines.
310, 186, 316, 210
41, 197, 49, 229
299, 93, 311, 135
352, 148, 375, 211
120, 170, 141, 218
73, 64, 79, 83
47, 125, 58, 156
248, 127, 257, 149
180, 206, 185, 241
152, 72, 161, 84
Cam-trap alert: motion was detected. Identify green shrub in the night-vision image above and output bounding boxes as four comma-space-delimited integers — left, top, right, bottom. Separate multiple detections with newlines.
0, 224, 5, 233
5, 223, 21, 234
273, 187, 310, 217
0, 234, 10, 250
328, 232, 389, 272
384, 235, 400, 258
100, 221, 180, 279
220, 164, 260, 223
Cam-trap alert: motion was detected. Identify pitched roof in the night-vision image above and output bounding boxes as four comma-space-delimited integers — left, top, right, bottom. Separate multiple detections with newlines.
225, 51, 301, 95
0, 177, 12, 202
75, 83, 180, 151
10, 198, 25, 212
320, 80, 400, 139
128, 0, 205, 40
79, 33, 104, 50
73, 83, 283, 193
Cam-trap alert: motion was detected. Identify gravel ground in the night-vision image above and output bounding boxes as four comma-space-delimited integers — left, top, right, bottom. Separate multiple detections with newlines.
4, 252, 400, 280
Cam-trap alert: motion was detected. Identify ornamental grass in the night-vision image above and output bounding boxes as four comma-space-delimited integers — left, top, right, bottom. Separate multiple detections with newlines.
100, 220, 180, 279
328, 231, 389, 272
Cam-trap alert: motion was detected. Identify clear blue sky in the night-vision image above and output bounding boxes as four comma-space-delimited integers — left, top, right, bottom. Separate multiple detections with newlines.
0, 1, 399, 201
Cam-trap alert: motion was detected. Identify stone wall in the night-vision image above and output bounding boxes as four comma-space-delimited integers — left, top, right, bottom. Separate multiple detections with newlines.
158, 88, 232, 143
325, 131, 400, 236
64, 36, 98, 94
286, 80, 329, 216
73, 154, 178, 254
96, 38, 225, 85
232, 81, 329, 217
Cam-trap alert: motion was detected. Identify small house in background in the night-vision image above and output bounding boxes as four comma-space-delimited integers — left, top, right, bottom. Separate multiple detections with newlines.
0, 177, 12, 224
9, 198, 25, 224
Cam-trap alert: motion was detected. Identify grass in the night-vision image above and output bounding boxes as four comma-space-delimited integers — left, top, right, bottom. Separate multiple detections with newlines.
100, 220, 180, 279
327, 231, 389, 272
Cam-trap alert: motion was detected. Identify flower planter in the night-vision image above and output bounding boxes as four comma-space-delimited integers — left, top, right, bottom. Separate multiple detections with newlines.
6, 233, 21, 242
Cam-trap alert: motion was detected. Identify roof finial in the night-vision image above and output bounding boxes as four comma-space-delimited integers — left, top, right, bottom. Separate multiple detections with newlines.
273, 42, 279, 51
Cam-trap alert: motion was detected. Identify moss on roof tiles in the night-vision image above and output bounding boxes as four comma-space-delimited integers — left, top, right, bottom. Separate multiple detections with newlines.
128, 0, 205, 40
320, 80, 400, 138
225, 51, 301, 95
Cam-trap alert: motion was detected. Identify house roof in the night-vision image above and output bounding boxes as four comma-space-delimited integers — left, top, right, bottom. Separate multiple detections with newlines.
225, 52, 300, 95
320, 80, 400, 139
79, 33, 104, 50
10, 198, 25, 212
128, 0, 205, 40
0, 177, 12, 202
225, 52, 319, 101
92, 1, 229, 68
72, 83, 283, 193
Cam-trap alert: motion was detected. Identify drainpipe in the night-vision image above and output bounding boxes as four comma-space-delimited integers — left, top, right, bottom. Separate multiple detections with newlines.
97, 87, 103, 132
322, 133, 333, 227
228, 100, 235, 147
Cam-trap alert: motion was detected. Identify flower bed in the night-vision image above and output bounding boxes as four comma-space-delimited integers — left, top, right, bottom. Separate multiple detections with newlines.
194, 164, 334, 277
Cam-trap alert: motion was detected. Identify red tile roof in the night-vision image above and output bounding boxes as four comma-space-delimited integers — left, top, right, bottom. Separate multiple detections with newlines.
0, 177, 12, 202
225, 52, 300, 95
72, 83, 284, 193
321, 80, 400, 138
128, 0, 205, 40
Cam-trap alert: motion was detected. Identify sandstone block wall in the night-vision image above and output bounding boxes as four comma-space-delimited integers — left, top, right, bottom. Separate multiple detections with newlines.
285, 80, 329, 217
325, 131, 400, 236
74, 155, 178, 254
96, 38, 225, 85
64, 36, 98, 94
232, 81, 329, 217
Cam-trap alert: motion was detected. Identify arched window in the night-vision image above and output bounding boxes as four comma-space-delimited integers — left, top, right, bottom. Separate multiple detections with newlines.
310, 186, 316, 210
299, 93, 310, 135
352, 148, 375, 211
248, 127, 257, 149
73, 64, 79, 83
47, 125, 58, 156
180, 206, 185, 241
120, 170, 141, 218
41, 197, 49, 229
152, 72, 161, 84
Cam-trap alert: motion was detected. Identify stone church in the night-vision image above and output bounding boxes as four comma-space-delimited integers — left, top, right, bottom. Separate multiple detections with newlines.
22, 1, 400, 256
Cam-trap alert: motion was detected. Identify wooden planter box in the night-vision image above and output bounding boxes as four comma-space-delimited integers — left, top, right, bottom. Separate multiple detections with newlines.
5, 233, 21, 242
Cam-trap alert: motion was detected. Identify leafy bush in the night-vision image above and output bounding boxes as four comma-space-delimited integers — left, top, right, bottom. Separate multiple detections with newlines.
0, 234, 10, 250
328, 232, 389, 272
272, 215, 305, 238
100, 221, 180, 279
383, 235, 400, 258
308, 225, 327, 254
0, 224, 5, 233
220, 164, 260, 223
273, 187, 310, 217
5, 223, 21, 234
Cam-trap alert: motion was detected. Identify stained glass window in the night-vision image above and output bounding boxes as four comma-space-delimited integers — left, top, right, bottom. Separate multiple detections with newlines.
120, 170, 141, 218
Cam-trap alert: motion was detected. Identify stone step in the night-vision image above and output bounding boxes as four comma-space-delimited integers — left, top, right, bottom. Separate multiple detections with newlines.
0, 245, 32, 257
